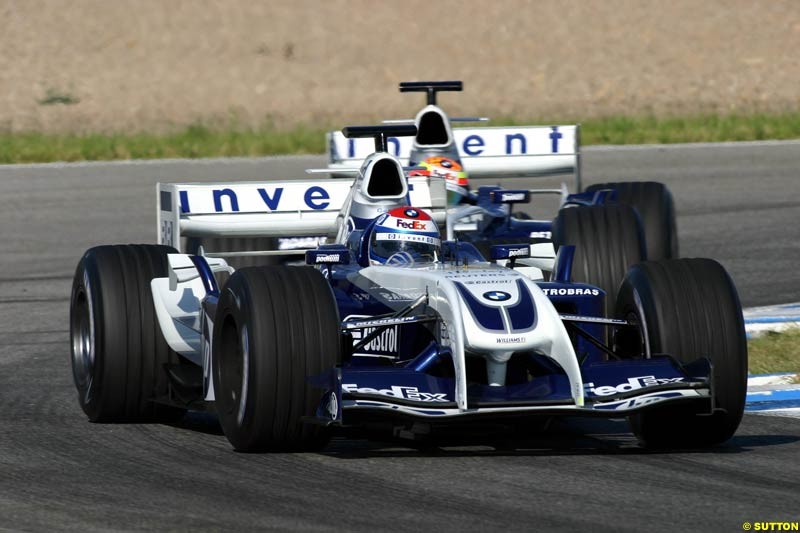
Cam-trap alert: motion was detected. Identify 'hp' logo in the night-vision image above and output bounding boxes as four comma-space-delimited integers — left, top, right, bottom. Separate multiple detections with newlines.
483, 291, 511, 302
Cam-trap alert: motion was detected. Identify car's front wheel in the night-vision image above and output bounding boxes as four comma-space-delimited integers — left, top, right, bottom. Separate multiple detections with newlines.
212, 265, 341, 452
615, 258, 747, 448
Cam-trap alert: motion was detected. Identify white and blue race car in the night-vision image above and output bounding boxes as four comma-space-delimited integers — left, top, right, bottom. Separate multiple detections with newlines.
328, 81, 679, 307
70, 125, 747, 452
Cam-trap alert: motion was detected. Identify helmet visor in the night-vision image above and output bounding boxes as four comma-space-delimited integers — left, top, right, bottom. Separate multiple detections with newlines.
371, 232, 440, 263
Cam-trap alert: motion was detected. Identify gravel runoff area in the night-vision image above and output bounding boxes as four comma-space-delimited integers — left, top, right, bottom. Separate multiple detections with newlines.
1, 0, 799, 134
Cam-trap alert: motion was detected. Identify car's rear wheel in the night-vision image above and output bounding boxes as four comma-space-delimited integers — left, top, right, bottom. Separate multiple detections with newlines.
552, 204, 645, 315
70, 244, 185, 422
586, 181, 678, 260
212, 265, 340, 452
614, 258, 747, 448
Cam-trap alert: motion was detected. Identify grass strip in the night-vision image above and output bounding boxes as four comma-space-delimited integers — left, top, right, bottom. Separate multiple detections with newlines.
0, 125, 325, 164
1, 112, 800, 164
748, 328, 800, 377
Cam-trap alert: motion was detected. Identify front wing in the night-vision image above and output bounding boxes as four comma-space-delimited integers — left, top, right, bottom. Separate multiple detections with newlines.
315, 356, 712, 425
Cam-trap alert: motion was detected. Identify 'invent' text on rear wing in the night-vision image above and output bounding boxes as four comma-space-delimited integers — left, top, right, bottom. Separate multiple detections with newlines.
156, 177, 444, 253
327, 125, 582, 189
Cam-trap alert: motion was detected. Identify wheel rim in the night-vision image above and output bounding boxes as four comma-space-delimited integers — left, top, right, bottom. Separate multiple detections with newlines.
618, 310, 646, 358
219, 317, 249, 427
70, 282, 95, 401
631, 288, 651, 358
237, 325, 250, 426
614, 289, 650, 359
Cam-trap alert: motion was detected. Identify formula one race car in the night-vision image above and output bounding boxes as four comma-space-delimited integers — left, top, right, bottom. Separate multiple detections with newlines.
327, 81, 679, 304
184, 81, 675, 313
70, 125, 747, 452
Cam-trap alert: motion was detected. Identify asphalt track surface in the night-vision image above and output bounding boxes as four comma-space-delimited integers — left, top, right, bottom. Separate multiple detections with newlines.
1, 142, 799, 531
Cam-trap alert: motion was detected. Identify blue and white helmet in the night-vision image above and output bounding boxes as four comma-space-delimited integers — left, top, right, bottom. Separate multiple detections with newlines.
366, 207, 441, 266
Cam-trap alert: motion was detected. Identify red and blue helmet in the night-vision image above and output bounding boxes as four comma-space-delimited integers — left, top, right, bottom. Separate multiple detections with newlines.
366, 206, 441, 265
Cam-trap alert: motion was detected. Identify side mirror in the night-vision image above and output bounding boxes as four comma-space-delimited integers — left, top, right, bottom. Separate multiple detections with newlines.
490, 243, 530, 268
489, 189, 531, 205
305, 246, 351, 266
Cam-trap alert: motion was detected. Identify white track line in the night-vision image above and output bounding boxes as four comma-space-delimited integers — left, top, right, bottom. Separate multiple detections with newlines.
753, 408, 800, 419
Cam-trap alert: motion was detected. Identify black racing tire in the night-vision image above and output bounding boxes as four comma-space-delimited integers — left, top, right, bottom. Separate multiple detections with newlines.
70, 244, 185, 422
212, 266, 341, 452
614, 258, 747, 448
586, 181, 678, 260
552, 204, 645, 315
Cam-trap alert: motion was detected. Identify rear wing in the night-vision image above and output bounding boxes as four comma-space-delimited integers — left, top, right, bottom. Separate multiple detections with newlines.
157, 177, 445, 252
328, 125, 582, 189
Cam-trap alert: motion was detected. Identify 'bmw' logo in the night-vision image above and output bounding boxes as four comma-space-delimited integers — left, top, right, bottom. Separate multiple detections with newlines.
483, 291, 511, 302
404, 208, 419, 217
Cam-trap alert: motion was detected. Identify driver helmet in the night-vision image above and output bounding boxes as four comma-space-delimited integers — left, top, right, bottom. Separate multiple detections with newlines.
367, 206, 441, 266
408, 156, 469, 206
